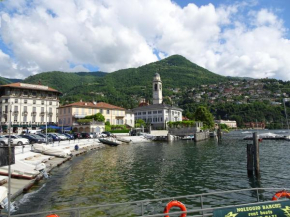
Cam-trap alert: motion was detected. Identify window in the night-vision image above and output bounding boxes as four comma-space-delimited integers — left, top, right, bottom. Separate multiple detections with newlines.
15, 99, 18, 103
158, 110, 162, 114
32, 92, 36, 97
155, 83, 158, 91
100, 109, 103, 114
14, 106, 18, 111
23, 91, 28, 96
24, 106, 27, 112
14, 115, 17, 122
24, 100, 27, 104
41, 116, 44, 122
148, 111, 152, 114
49, 107, 52, 113
32, 116, 36, 122
138, 112, 141, 115
33, 100, 36, 104
41, 107, 44, 112
49, 101, 52, 105
23, 116, 27, 122
106, 119, 110, 123
107, 110, 110, 114
5, 99, 8, 103
64, 108, 66, 114
143, 112, 146, 115
49, 116, 52, 122
33, 107, 36, 112
41, 101, 44, 105
153, 111, 157, 114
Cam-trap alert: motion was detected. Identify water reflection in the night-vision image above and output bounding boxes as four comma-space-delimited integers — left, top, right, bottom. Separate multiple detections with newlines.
14, 130, 290, 216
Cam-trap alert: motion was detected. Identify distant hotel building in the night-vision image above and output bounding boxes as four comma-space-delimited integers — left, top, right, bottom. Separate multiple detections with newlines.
132, 73, 183, 129
57, 101, 133, 132
0, 83, 61, 133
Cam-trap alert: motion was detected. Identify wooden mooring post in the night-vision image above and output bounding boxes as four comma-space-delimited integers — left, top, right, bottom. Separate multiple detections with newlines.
247, 132, 260, 177
217, 128, 222, 142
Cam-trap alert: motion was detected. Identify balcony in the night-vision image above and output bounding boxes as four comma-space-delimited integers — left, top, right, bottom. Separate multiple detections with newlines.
22, 111, 28, 116
31, 112, 37, 116
40, 112, 45, 116
13, 111, 19, 115
48, 112, 53, 116
2, 111, 8, 114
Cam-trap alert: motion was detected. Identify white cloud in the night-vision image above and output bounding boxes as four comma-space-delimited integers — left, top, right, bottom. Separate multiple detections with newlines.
0, 0, 290, 80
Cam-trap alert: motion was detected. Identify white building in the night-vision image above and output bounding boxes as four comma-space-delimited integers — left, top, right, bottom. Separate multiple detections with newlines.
133, 73, 183, 130
215, 120, 237, 128
125, 110, 135, 128
0, 83, 61, 133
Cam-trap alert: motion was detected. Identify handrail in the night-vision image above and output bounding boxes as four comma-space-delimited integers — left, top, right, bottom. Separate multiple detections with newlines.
8, 187, 288, 217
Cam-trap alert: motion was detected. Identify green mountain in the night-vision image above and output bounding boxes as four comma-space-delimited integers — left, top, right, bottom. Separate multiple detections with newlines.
20, 55, 232, 108
0, 77, 13, 85
24, 71, 106, 93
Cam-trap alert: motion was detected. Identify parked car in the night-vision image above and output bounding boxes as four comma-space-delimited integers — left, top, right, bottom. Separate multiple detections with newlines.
19, 134, 43, 144
55, 133, 68, 140
81, 133, 91, 139
73, 133, 82, 139
64, 133, 74, 140
0, 136, 9, 146
4, 135, 29, 146
36, 133, 53, 143
101, 131, 112, 137
47, 133, 60, 141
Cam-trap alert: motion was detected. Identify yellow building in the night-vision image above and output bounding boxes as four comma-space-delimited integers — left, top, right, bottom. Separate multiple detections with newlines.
58, 101, 126, 130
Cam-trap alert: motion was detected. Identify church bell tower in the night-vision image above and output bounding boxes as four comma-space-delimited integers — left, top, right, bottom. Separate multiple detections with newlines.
153, 73, 162, 104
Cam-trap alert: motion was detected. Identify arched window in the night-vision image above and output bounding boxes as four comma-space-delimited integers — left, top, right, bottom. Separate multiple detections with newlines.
154, 84, 158, 91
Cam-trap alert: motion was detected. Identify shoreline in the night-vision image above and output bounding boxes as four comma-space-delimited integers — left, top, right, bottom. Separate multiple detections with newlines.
1, 139, 105, 204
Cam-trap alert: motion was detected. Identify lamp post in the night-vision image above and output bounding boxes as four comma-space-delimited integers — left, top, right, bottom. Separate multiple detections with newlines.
8, 102, 13, 217
46, 101, 48, 145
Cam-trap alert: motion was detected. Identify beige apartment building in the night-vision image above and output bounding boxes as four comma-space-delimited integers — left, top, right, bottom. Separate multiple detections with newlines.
58, 101, 127, 131
0, 82, 61, 133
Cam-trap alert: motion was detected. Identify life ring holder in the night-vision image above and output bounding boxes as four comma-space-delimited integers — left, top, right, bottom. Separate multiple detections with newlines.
272, 190, 290, 201
164, 200, 187, 217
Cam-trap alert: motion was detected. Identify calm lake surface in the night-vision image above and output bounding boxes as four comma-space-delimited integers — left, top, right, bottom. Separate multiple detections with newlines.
14, 130, 290, 216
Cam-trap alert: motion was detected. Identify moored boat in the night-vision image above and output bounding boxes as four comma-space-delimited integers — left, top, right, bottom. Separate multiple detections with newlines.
99, 138, 122, 146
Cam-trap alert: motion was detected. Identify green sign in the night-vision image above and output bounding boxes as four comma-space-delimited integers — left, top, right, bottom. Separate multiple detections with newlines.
213, 200, 290, 217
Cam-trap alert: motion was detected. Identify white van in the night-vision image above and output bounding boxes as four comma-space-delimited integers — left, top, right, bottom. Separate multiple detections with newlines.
22, 129, 42, 134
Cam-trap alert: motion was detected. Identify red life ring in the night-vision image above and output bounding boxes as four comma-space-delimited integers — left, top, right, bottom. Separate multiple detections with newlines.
46, 215, 60, 217
164, 200, 187, 217
272, 190, 290, 201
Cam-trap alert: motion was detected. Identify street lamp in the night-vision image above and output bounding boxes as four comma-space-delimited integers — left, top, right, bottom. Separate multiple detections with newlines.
46, 101, 48, 145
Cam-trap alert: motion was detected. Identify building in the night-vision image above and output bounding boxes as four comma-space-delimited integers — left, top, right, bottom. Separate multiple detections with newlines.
125, 110, 135, 128
0, 82, 61, 133
215, 120, 237, 128
57, 101, 127, 132
132, 73, 183, 130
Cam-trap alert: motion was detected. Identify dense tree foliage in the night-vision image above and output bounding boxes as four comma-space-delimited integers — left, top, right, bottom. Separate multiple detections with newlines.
194, 106, 214, 128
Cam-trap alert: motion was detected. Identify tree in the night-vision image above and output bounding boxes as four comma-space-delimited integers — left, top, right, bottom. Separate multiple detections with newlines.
135, 119, 145, 128
85, 113, 105, 122
194, 106, 214, 129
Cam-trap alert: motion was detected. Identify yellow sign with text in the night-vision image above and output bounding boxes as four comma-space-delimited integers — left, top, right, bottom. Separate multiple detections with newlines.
213, 200, 290, 217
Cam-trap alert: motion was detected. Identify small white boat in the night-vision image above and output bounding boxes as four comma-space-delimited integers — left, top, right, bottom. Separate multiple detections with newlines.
0, 186, 8, 209
33, 144, 71, 158
182, 135, 195, 140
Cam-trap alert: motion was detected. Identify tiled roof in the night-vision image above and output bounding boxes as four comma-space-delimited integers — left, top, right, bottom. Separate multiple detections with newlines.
0, 82, 61, 93
132, 103, 183, 112
59, 101, 125, 110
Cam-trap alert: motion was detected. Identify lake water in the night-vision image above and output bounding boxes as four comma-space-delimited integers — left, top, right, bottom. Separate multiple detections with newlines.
13, 130, 290, 216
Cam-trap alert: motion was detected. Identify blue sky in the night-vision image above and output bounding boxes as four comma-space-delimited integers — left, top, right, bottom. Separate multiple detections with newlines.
0, 0, 290, 80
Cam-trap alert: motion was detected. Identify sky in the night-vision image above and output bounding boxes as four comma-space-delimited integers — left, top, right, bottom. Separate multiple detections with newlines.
0, 0, 290, 80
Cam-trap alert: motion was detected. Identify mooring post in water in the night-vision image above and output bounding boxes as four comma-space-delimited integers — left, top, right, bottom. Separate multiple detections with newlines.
217, 128, 222, 142
253, 132, 260, 176
247, 143, 254, 176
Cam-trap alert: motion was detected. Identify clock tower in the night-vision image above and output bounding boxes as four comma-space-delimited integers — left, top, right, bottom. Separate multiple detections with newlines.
153, 73, 162, 104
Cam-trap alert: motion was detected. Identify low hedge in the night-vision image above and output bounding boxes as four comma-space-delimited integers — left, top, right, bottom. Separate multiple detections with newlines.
110, 129, 130, 133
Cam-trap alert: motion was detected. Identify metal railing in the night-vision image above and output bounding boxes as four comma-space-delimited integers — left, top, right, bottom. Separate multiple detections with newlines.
4, 187, 286, 217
